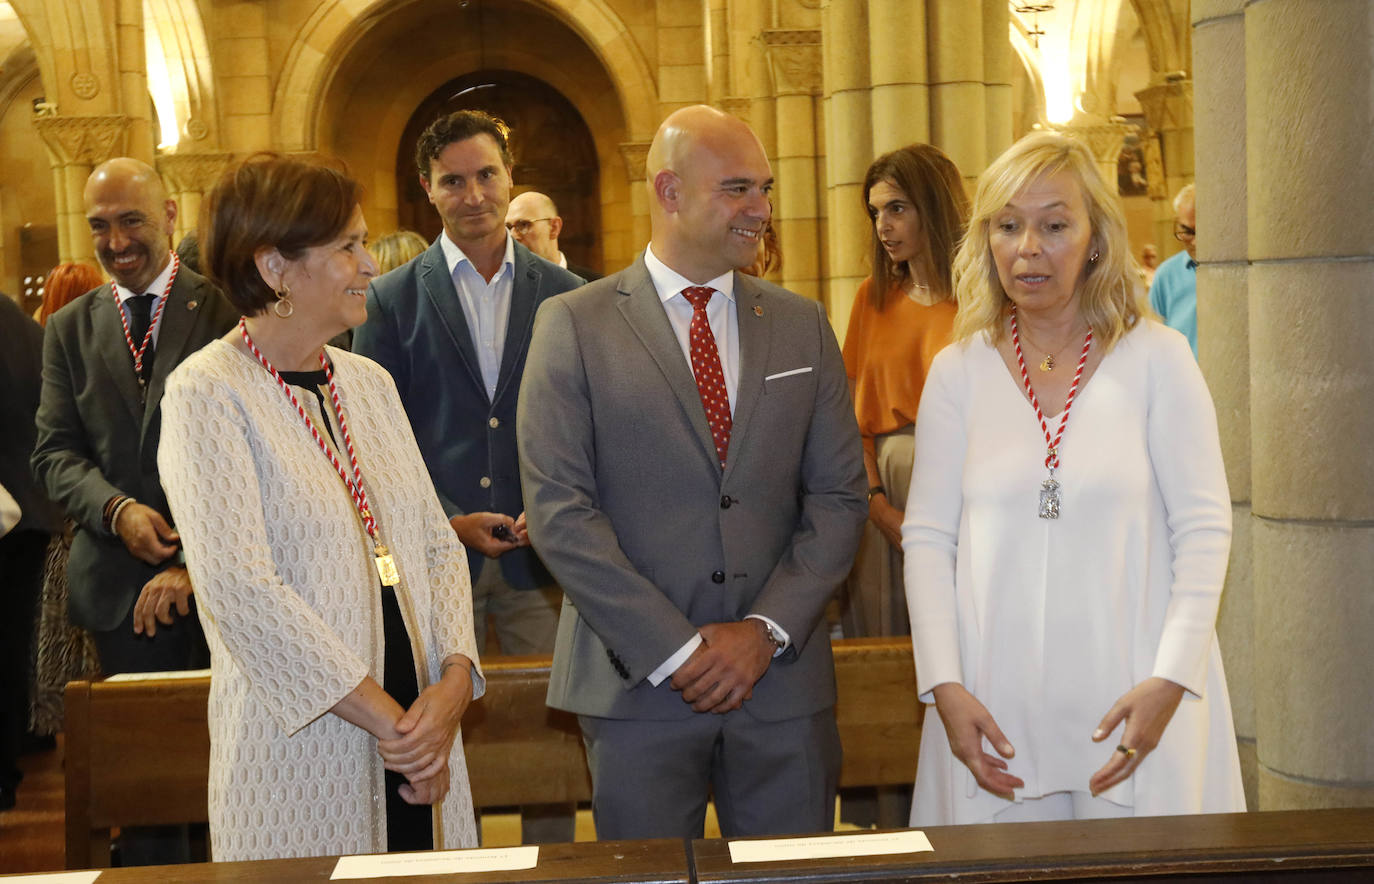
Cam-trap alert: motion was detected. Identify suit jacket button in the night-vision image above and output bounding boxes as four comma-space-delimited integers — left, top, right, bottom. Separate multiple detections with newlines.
720, 495, 732, 509
479, 476, 492, 488
488, 417, 500, 428
711, 570, 725, 584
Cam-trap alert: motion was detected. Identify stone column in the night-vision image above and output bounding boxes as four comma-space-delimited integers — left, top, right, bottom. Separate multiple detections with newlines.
216, 4, 273, 153
115, 0, 154, 161
655, 0, 707, 118
618, 142, 652, 254
982, 0, 1013, 163
1136, 78, 1195, 257
927, 0, 986, 189
867, 0, 928, 153
1242, 0, 1374, 811
157, 152, 234, 244
763, 30, 822, 302
727, 0, 775, 158
1191, 0, 1254, 811
821, 0, 871, 342
33, 115, 130, 263
705, 0, 730, 104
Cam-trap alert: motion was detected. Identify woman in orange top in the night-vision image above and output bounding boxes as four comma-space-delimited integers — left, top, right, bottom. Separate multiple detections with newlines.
841, 144, 968, 640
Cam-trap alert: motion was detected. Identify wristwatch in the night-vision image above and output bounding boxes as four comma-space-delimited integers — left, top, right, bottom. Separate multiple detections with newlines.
867, 485, 886, 503
760, 620, 787, 653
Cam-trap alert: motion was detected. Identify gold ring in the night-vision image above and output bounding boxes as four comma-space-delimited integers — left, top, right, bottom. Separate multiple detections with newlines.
1116, 744, 1137, 758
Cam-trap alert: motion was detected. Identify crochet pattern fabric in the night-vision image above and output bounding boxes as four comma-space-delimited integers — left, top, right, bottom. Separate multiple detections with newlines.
159, 340, 483, 861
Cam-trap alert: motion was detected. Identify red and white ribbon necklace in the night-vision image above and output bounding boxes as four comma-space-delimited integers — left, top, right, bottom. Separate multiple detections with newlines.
1010, 305, 1092, 519
238, 318, 399, 584
113, 252, 180, 386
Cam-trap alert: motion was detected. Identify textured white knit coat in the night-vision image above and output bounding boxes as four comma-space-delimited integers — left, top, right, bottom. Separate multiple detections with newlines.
158, 340, 483, 861
902, 320, 1245, 825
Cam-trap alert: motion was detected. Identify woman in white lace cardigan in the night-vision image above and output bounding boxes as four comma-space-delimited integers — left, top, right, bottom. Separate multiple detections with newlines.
158, 157, 482, 860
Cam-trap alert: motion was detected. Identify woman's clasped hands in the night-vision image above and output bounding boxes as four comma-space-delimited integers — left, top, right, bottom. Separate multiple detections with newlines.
934, 676, 1186, 800
379, 655, 475, 806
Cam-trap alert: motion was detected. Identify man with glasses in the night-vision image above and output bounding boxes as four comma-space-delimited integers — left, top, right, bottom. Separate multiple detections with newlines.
1149, 183, 1199, 356
506, 191, 601, 281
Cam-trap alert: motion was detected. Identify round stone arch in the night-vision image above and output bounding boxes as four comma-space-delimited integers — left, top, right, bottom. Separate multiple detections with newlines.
272, 0, 658, 152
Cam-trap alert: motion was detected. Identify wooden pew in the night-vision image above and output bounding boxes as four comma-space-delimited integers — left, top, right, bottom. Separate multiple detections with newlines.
63, 638, 922, 869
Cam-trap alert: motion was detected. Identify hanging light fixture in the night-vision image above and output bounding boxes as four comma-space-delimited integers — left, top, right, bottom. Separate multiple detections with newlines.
1014, 2, 1055, 50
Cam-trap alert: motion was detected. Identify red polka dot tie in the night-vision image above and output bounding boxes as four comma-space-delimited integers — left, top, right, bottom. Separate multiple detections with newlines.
681, 286, 731, 466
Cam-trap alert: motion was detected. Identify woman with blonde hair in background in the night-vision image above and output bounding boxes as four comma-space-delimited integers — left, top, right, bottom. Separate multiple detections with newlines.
902, 131, 1244, 825
369, 229, 429, 275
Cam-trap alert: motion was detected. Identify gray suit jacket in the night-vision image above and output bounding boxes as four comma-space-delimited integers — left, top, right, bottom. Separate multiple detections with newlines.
32, 268, 237, 631
354, 237, 586, 589
518, 256, 867, 722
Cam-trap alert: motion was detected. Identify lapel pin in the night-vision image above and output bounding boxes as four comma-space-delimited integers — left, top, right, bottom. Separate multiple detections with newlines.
186, 300, 198, 310
753, 305, 763, 317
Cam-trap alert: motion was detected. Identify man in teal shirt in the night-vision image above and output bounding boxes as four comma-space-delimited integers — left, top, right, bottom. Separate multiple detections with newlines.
1149, 183, 1198, 356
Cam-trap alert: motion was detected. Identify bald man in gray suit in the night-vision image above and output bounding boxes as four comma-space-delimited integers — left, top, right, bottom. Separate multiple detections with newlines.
519, 105, 866, 840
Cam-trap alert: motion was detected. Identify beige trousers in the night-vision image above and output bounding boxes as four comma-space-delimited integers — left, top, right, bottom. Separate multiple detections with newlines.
840, 428, 915, 638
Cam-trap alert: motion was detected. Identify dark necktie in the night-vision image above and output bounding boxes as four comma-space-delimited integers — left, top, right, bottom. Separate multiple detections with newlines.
681, 286, 732, 466
128, 293, 157, 382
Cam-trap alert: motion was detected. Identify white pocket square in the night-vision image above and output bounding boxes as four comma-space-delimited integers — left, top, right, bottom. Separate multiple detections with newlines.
764, 366, 813, 381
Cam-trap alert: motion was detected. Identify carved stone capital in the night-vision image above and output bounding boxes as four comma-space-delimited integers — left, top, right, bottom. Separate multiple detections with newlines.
716, 96, 751, 125
1134, 80, 1193, 134
157, 152, 234, 194
1054, 119, 1136, 164
762, 29, 821, 95
619, 141, 651, 181
33, 115, 129, 166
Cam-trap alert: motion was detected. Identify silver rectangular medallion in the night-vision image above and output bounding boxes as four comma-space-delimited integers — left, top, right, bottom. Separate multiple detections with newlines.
1038, 477, 1061, 520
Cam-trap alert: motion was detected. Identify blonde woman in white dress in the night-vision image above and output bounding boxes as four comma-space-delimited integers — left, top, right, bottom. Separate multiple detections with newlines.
902, 132, 1245, 825
158, 156, 482, 860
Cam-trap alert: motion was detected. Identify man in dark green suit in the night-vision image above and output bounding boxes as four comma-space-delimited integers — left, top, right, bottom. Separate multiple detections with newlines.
353, 111, 584, 843
31, 160, 235, 860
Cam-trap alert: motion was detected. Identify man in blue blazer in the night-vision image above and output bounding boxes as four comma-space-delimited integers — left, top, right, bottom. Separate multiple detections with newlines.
353, 111, 583, 841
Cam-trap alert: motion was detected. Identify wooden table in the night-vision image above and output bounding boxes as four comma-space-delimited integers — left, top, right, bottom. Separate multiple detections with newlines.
3, 838, 688, 883
691, 809, 1374, 882
20, 809, 1374, 882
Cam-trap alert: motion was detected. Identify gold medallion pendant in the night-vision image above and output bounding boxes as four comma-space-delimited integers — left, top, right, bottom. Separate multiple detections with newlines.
374, 545, 400, 586
1039, 354, 1055, 372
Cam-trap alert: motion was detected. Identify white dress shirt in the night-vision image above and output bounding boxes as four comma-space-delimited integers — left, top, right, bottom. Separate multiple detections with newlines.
112, 253, 176, 348
640, 246, 787, 686
439, 231, 516, 401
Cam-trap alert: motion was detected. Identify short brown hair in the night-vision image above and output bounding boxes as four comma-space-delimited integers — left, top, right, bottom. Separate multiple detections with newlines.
41, 262, 104, 325
414, 110, 512, 180
201, 155, 362, 315
863, 144, 968, 310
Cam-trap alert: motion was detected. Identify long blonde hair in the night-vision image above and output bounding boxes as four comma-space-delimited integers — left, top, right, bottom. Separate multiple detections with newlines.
952, 131, 1143, 350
